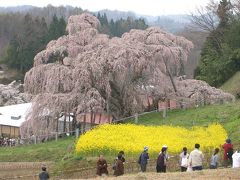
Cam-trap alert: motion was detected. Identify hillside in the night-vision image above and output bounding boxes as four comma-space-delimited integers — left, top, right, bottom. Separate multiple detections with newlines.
133, 101, 240, 144
1, 101, 240, 162
221, 71, 240, 98
1, 101, 240, 179
0, 136, 75, 162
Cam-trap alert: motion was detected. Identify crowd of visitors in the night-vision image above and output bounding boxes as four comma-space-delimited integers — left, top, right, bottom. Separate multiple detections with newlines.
0, 137, 17, 147
95, 138, 240, 177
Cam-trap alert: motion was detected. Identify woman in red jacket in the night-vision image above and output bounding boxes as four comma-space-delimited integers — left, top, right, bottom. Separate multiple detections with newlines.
222, 138, 233, 167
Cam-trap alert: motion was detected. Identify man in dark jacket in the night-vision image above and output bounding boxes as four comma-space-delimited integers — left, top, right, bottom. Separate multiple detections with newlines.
39, 166, 49, 180
138, 146, 150, 172
156, 146, 168, 173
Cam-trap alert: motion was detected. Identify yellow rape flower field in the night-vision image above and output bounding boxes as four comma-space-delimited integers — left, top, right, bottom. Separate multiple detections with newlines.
75, 124, 227, 156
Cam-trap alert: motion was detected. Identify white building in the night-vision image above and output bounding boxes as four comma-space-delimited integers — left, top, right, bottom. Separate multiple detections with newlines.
0, 103, 31, 138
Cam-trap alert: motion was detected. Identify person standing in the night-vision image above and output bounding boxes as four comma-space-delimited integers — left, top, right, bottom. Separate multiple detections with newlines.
96, 155, 108, 176
112, 151, 125, 170
39, 165, 49, 180
138, 146, 150, 172
118, 151, 125, 163
156, 146, 168, 173
232, 150, 240, 168
222, 138, 233, 167
210, 148, 220, 169
188, 143, 204, 171
179, 147, 189, 172
114, 154, 124, 176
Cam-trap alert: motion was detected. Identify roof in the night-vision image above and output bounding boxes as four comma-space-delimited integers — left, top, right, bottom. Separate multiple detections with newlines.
0, 103, 32, 127
0, 103, 73, 127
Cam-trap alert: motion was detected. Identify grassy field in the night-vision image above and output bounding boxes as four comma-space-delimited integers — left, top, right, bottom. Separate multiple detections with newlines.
221, 71, 240, 98
0, 101, 240, 178
1, 101, 240, 162
131, 101, 240, 144
0, 136, 76, 162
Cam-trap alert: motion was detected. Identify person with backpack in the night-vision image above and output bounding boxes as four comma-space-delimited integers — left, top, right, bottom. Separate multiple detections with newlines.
222, 138, 233, 167
188, 143, 204, 171
210, 148, 220, 169
179, 147, 189, 172
156, 146, 168, 173
138, 146, 150, 172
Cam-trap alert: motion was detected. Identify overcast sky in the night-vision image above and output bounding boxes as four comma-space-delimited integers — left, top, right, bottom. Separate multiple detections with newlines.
1, 0, 212, 16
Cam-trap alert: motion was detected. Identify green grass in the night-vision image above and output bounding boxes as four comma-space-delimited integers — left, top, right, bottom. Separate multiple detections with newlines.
0, 136, 76, 162
1, 101, 240, 178
127, 101, 240, 144
221, 71, 240, 98
1, 101, 240, 164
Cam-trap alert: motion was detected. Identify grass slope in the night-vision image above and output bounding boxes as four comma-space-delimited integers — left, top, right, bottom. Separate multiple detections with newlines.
1, 102, 240, 178
130, 101, 240, 144
0, 136, 76, 162
1, 101, 240, 163
221, 71, 240, 98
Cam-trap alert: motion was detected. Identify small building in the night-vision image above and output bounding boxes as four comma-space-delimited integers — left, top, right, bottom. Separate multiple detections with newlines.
0, 103, 31, 138
158, 99, 178, 111
77, 112, 112, 133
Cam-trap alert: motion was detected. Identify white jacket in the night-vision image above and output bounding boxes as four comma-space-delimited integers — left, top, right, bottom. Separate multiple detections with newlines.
232, 151, 240, 168
189, 149, 204, 167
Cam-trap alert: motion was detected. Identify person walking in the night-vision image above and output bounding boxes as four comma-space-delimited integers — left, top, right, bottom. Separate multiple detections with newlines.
39, 165, 49, 180
112, 151, 125, 170
179, 147, 189, 172
232, 150, 240, 168
156, 146, 168, 173
138, 146, 150, 172
118, 151, 125, 163
188, 143, 204, 171
96, 155, 108, 176
114, 154, 124, 176
210, 148, 220, 169
222, 138, 233, 167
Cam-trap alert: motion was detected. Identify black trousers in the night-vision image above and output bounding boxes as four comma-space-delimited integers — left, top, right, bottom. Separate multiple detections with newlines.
140, 164, 147, 172
192, 166, 202, 171
181, 166, 187, 172
156, 165, 166, 173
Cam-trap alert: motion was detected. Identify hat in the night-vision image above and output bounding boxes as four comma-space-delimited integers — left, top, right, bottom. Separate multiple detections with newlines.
162, 145, 168, 148
144, 146, 149, 151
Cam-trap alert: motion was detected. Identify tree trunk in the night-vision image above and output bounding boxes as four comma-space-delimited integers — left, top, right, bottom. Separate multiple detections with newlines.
164, 59, 177, 93
63, 112, 67, 135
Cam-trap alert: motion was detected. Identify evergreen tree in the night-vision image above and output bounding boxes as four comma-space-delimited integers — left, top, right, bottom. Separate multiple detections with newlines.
194, 0, 240, 87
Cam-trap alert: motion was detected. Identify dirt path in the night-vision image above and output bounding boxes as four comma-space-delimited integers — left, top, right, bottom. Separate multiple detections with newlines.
0, 162, 53, 180
78, 168, 240, 180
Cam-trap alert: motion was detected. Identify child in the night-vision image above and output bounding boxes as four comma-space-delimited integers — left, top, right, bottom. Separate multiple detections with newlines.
39, 165, 50, 180
210, 148, 219, 169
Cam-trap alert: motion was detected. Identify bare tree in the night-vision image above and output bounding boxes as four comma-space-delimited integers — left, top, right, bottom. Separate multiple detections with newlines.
190, 0, 219, 32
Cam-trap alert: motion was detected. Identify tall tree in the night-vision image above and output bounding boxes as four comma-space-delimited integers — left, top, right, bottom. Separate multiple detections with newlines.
195, 0, 240, 87
22, 13, 193, 137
